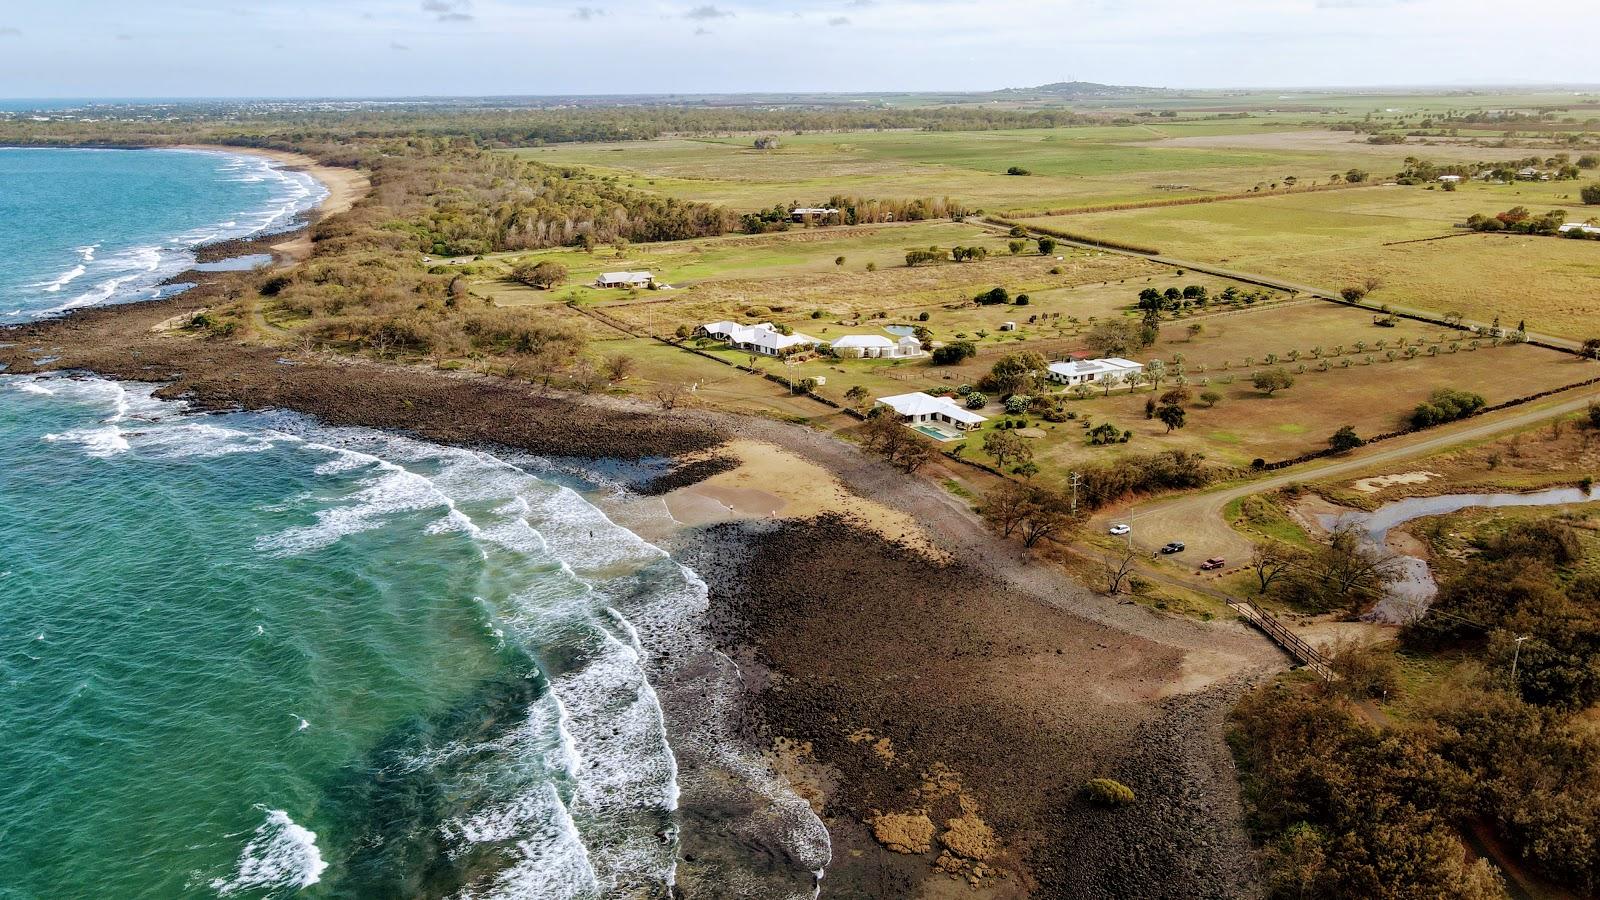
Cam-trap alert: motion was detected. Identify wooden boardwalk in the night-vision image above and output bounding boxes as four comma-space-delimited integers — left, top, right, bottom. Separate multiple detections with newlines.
1227, 598, 1335, 681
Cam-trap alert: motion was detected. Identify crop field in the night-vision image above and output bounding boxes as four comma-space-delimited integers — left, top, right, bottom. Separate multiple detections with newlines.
1027, 180, 1600, 340
515, 122, 1435, 214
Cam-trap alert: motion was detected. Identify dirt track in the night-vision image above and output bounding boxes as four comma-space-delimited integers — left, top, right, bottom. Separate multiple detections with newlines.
1107, 388, 1600, 568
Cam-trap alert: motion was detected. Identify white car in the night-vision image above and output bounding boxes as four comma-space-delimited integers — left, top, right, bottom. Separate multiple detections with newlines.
1108, 524, 1131, 536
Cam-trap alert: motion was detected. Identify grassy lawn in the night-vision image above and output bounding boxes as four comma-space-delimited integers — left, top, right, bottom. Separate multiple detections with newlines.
1029, 180, 1600, 340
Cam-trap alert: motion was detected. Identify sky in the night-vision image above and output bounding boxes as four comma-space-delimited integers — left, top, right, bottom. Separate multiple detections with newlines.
1, 0, 1596, 98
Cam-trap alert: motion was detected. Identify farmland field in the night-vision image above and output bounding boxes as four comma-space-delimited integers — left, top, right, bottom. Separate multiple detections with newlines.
514, 123, 1446, 214
1027, 180, 1600, 340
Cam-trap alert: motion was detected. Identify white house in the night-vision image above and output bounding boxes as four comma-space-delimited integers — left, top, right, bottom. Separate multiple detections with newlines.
1516, 167, 1550, 182
596, 271, 654, 289
875, 392, 988, 431
1047, 357, 1144, 387
1436, 175, 1462, 183
829, 334, 924, 359
699, 321, 821, 356
1558, 223, 1600, 236
790, 207, 841, 223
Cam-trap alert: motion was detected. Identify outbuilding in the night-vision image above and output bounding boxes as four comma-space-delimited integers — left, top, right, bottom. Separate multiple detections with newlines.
829, 334, 924, 359
596, 271, 654, 289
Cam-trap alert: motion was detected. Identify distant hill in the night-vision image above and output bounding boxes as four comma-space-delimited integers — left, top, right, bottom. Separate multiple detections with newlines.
999, 81, 1178, 99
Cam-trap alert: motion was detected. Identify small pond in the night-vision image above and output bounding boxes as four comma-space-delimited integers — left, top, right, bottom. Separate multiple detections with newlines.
883, 325, 918, 337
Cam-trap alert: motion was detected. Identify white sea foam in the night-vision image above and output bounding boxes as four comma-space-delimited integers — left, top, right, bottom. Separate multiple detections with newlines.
209, 808, 328, 896
12, 150, 326, 323
35, 264, 85, 292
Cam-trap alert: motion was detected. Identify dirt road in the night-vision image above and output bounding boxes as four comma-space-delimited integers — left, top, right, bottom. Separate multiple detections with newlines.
1104, 388, 1600, 569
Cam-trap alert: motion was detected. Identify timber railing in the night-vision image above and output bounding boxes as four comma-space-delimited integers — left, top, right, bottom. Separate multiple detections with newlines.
1227, 598, 1335, 681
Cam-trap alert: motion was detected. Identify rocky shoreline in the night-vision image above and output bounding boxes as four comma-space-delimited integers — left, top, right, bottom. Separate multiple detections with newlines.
3, 245, 1281, 896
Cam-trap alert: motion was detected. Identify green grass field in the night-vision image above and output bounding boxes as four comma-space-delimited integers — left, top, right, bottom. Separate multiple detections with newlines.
512, 122, 1449, 214
1027, 180, 1600, 340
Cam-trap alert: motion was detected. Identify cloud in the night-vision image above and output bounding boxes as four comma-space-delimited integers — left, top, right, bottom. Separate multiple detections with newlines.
684, 4, 732, 20
0, 26, 20, 37
827, 15, 850, 25
115, 33, 134, 40
391, 41, 410, 50
694, 26, 712, 35
573, 5, 605, 20
422, 0, 473, 22
847, 0, 873, 5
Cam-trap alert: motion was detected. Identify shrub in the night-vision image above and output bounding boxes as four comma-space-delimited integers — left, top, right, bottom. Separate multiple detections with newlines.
1083, 778, 1135, 807
1252, 367, 1296, 395
932, 341, 977, 365
1328, 425, 1364, 453
1582, 182, 1600, 205
1004, 395, 1030, 414
1410, 388, 1486, 428
511, 260, 568, 289
918, 311, 930, 322
965, 392, 988, 409
1006, 166, 1031, 176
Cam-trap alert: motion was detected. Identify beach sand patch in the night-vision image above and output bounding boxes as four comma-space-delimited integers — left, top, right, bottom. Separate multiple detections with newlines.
664, 438, 947, 559
1351, 471, 1441, 494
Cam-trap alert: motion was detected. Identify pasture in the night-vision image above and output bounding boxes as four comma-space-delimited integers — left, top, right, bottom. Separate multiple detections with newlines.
514, 122, 1438, 215
1028, 180, 1600, 341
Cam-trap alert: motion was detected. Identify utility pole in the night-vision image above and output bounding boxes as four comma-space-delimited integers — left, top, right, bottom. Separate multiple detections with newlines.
1068, 471, 1081, 514
1510, 634, 1529, 684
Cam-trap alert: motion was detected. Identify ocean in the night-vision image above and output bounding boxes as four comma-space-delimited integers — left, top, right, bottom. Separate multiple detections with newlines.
0, 146, 323, 321
0, 150, 827, 896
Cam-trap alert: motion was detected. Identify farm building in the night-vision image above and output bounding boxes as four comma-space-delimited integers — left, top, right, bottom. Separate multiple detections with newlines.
1436, 175, 1461, 183
874, 392, 988, 431
699, 321, 821, 356
596, 271, 654, 289
1516, 167, 1550, 181
1047, 357, 1144, 387
790, 207, 841, 223
829, 334, 924, 359
1558, 223, 1600, 236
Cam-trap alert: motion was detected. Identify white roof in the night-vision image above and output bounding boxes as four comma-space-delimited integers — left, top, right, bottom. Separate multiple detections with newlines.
876, 392, 988, 425
792, 207, 839, 215
1558, 223, 1600, 234
831, 335, 896, 349
599, 271, 652, 283
1049, 357, 1144, 378
703, 321, 819, 351
1437, 175, 1461, 181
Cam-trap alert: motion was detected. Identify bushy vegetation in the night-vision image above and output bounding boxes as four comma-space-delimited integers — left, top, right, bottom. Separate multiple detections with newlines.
1077, 450, 1216, 509
1082, 778, 1135, 807
224, 141, 737, 366
1409, 388, 1486, 428
1231, 686, 1507, 900
1237, 518, 1600, 897
1465, 206, 1568, 235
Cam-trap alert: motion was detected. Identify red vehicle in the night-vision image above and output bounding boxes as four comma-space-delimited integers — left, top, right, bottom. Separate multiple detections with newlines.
1200, 557, 1226, 571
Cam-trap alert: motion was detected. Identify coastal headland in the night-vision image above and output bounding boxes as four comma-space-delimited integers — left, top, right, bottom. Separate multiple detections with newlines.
0, 156, 1283, 897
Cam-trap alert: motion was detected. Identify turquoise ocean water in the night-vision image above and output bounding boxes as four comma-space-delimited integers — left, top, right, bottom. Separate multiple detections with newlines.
0, 146, 322, 321
0, 150, 827, 897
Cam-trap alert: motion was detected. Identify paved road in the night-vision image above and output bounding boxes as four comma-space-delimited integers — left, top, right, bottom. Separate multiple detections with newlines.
1103, 389, 1600, 568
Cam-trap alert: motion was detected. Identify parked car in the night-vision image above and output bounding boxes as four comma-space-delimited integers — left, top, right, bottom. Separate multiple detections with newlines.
1108, 523, 1130, 536
1160, 541, 1186, 554
1200, 557, 1226, 571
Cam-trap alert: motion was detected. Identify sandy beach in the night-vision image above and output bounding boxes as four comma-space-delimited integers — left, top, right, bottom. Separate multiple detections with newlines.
176, 144, 369, 261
